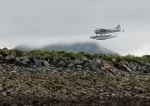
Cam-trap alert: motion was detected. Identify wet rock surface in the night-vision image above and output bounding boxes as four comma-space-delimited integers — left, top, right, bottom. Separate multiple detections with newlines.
0, 50, 149, 105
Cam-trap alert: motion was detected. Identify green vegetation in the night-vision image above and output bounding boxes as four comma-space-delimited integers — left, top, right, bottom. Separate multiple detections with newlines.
27, 50, 50, 57
0, 48, 13, 56
142, 55, 150, 62
98, 54, 121, 61
50, 51, 92, 59
0, 48, 150, 62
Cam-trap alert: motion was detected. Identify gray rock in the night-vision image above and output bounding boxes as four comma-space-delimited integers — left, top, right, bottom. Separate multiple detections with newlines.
142, 66, 146, 70
67, 60, 73, 64
33, 57, 42, 67
90, 65, 97, 71
15, 57, 20, 62
68, 63, 74, 68
52, 56, 60, 63
95, 59, 102, 64
76, 65, 84, 68
0, 87, 3, 91
1, 91, 7, 96
124, 92, 131, 97
23, 56, 30, 62
122, 64, 132, 72
10, 70, 18, 75
20, 61, 28, 66
5, 55, 15, 60
0, 83, 3, 87
58, 60, 67, 67
74, 58, 84, 65
132, 66, 137, 71
0, 54, 4, 60
43, 61, 50, 66
93, 59, 102, 68
81, 57, 88, 61
6, 88, 14, 93
102, 60, 113, 69
84, 62, 91, 67
16, 56, 30, 62
0, 83, 3, 91
75, 68, 82, 71
16, 56, 30, 66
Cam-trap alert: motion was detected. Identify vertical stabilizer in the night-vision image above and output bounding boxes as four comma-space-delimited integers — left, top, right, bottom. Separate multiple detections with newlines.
115, 24, 121, 30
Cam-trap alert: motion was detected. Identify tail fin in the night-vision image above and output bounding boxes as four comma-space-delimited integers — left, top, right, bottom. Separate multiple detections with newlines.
115, 24, 121, 30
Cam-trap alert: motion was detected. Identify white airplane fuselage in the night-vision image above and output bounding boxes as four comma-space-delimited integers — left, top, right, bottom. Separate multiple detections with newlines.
95, 29, 120, 35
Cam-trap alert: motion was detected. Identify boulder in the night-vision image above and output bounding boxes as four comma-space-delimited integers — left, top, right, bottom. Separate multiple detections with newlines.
81, 57, 88, 62
33, 57, 42, 67
76, 65, 84, 68
43, 61, 50, 67
68, 63, 74, 69
84, 62, 91, 67
92, 59, 102, 68
0, 83, 3, 91
115, 62, 126, 69
52, 56, 60, 63
16, 56, 30, 66
20, 61, 28, 66
58, 60, 67, 67
122, 64, 132, 72
1, 91, 7, 96
66, 60, 74, 65
74, 58, 84, 65
0, 54, 4, 60
5, 55, 15, 63
102, 60, 113, 69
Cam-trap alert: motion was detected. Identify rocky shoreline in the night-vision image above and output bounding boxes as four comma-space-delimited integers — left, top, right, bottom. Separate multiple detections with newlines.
0, 49, 149, 105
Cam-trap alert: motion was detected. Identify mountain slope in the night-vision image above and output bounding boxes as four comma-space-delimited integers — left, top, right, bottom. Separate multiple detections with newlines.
14, 42, 117, 55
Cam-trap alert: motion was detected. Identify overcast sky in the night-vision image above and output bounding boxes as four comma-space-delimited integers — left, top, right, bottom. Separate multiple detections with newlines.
0, 0, 150, 56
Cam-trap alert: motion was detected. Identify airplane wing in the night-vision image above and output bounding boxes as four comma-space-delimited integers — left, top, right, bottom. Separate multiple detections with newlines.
100, 29, 107, 31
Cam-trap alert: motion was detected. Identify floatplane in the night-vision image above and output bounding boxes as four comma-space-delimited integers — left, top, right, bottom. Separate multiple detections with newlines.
89, 24, 124, 40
